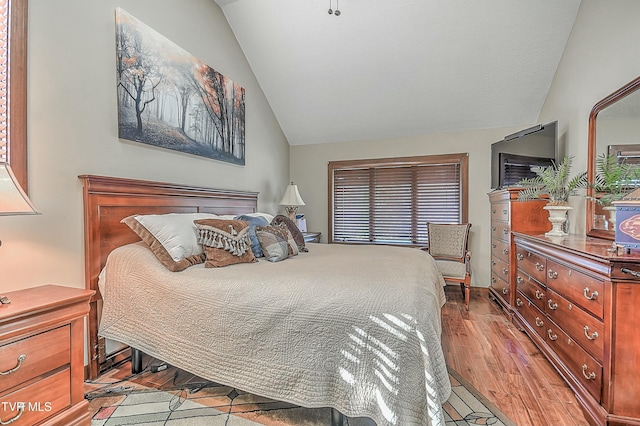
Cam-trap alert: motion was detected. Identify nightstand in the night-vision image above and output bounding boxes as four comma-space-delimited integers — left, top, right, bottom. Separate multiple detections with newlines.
303, 231, 321, 243
0, 285, 94, 426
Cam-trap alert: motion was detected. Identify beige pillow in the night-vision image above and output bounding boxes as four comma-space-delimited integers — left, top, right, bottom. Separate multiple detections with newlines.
194, 219, 257, 267
121, 214, 213, 272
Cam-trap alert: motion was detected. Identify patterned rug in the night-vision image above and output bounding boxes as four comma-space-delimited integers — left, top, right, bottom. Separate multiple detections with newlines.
87, 368, 515, 426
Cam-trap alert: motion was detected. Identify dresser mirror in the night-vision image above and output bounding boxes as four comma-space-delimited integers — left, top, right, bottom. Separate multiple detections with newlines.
586, 76, 640, 240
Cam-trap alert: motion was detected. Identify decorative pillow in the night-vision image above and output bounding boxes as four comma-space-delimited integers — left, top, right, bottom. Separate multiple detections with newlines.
194, 219, 257, 267
234, 214, 269, 258
121, 213, 220, 272
255, 225, 299, 262
271, 214, 307, 252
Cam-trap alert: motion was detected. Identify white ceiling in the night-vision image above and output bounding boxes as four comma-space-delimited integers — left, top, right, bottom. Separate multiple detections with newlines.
215, 0, 582, 146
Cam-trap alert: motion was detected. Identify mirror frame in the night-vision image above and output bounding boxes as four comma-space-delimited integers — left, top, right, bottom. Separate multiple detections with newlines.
586, 76, 640, 240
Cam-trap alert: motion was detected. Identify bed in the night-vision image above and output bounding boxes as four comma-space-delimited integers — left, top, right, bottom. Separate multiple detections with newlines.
81, 175, 452, 426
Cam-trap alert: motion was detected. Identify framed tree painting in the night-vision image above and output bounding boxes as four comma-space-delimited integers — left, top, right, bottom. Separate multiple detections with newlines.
115, 8, 245, 165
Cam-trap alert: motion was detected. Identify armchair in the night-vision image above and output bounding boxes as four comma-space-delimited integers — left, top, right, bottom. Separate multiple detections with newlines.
426, 222, 472, 310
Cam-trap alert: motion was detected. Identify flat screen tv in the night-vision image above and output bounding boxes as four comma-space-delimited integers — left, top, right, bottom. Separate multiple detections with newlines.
491, 121, 558, 189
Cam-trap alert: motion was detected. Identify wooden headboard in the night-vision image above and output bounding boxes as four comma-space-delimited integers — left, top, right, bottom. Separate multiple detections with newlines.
79, 175, 258, 378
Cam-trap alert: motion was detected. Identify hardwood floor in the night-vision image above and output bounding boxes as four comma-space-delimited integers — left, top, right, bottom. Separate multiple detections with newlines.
442, 286, 590, 426
84, 286, 591, 425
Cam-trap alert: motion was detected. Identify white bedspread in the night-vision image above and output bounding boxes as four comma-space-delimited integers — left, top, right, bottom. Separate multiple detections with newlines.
99, 242, 451, 425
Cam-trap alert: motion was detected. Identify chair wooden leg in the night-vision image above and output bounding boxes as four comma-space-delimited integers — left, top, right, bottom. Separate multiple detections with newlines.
464, 283, 470, 311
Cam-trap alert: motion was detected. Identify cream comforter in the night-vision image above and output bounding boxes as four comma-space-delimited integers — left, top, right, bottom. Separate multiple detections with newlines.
99, 242, 451, 425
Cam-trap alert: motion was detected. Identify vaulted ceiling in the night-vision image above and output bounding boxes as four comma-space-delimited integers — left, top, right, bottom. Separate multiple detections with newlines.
215, 0, 582, 146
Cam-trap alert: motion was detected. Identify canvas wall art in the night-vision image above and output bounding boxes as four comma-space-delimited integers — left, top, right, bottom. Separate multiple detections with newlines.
115, 8, 245, 165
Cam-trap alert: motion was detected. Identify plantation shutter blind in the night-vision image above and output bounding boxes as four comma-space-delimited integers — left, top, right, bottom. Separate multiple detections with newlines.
332, 157, 463, 245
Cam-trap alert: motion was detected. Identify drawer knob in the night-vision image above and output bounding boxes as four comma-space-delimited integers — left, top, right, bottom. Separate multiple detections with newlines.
547, 269, 558, 279
582, 364, 596, 380
516, 298, 523, 307
516, 276, 524, 284
0, 354, 26, 376
584, 326, 599, 341
535, 317, 544, 327
502, 288, 508, 295
535, 262, 544, 271
583, 287, 599, 301
502, 248, 509, 255
548, 300, 558, 310
502, 268, 508, 275
535, 289, 544, 300
503, 228, 509, 235
0, 402, 25, 425
516, 253, 524, 261
547, 329, 558, 341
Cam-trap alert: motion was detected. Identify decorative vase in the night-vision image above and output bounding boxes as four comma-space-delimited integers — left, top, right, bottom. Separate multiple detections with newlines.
602, 205, 616, 229
543, 205, 572, 237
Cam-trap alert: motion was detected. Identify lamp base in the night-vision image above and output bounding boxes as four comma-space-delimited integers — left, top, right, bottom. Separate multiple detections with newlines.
284, 206, 298, 221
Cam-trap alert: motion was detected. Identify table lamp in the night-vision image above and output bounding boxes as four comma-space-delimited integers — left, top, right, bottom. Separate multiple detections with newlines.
0, 162, 39, 304
279, 182, 305, 221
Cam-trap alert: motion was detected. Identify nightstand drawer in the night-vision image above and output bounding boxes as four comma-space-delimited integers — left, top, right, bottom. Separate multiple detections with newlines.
0, 367, 71, 425
0, 325, 70, 392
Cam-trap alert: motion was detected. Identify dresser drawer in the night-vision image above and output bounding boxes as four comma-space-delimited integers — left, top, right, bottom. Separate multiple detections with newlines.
491, 256, 510, 283
492, 238, 510, 263
0, 367, 71, 425
516, 247, 547, 284
546, 319, 602, 402
545, 289, 604, 362
546, 260, 604, 320
491, 272, 510, 299
0, 325, 70, 392
491, 221, 510, 243
514, 291, 546, 340
491, 203, 509, 222
515, 271, 546, 311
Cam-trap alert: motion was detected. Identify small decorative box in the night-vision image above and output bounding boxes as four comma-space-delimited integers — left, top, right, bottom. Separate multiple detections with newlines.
613, 188, 640, 250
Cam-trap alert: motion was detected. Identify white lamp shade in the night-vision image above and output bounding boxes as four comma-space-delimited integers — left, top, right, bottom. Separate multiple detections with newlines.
279, 183, 305, 206
0, 163, 39, 215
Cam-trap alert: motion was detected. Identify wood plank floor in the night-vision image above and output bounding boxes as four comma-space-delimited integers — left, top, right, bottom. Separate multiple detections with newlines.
443, 286, 590, 426
85, 286, 591, 425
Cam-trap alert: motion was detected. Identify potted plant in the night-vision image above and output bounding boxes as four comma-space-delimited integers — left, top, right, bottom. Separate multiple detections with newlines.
590, 153, 640, 227
516, 156, 587, 236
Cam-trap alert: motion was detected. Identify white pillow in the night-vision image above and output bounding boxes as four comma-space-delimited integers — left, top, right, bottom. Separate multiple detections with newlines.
238, 212, 275, 223
132, 213, 220, 261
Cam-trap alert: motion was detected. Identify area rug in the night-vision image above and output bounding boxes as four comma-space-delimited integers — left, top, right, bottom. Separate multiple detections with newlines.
88, 368, 515, 426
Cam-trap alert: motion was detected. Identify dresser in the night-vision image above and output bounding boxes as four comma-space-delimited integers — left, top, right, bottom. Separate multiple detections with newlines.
513, 233, 640, 426
488, 188, 550, 314
0, 285, 94, 426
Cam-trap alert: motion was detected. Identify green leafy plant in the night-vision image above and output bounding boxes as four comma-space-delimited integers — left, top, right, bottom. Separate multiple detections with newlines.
516, 156, 587, 205
590, 153, 640, 206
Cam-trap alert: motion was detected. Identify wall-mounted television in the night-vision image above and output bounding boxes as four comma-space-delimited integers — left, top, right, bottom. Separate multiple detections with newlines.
491, 121, 558, 189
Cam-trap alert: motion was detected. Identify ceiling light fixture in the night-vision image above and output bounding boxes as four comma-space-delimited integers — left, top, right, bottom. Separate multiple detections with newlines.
328, 0, 341, 16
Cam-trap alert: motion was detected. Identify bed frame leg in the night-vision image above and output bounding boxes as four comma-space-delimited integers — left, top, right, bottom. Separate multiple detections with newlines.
131, 348, 143, 374
331, 408, 346, 426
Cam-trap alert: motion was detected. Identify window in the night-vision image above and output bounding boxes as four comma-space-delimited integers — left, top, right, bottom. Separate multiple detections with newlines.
329, 153, 468, 245
0, 0, 28, 191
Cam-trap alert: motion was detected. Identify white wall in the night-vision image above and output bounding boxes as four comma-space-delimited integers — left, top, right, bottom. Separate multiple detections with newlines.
540, 0, 640, 234
2, 0, 289, 292
290, 127, 521, 288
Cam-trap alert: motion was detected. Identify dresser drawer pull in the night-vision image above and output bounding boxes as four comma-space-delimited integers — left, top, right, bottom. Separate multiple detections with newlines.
516, 253, 523, 261
502, 209, 508, 215
491, 277, 496, 284
535, 317, 544, 327
535, 262, 544, 271
547, 329, 558, 341
492, 243, 497, 249
584, 326, 599, 341
621, 267, 640, 278
547, 269, 558, 279
502, 248, 509, 255
583, 287, 599, 300
502, 288, 508, 295
502, 268, 508, 275
492, 226, 496, 232
0, 402, 24, 425
535, 289, 544, 300
516, 298, 523, 307
582, 364, 596, 380
547, 300, 558, 310
0, 354, 26, 376
503, 228, 509, 235
516, 276, 524, 284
